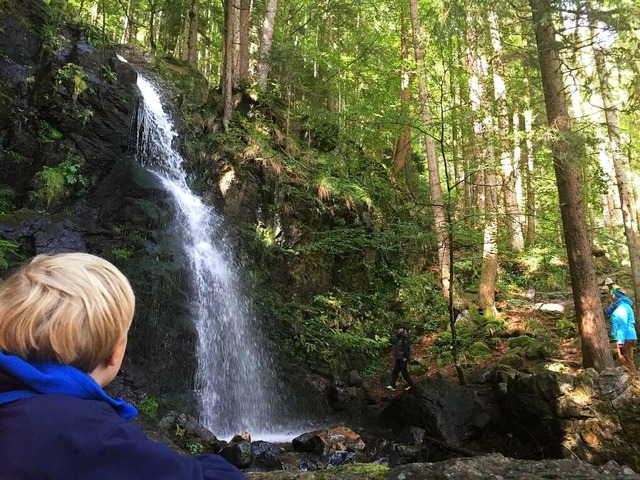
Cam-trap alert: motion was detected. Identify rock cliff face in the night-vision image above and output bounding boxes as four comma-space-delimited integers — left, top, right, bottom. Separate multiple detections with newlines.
0, 0, 196, 396
500, 366, 640, 471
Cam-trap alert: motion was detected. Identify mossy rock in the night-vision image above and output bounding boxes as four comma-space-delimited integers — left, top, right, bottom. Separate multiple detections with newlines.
246, 463, 389, 479
525, 338, 561, 360
508, 335, 533, 349
157, 58, 209, 107
468, 342, 492, 359
555, 318, 577, 338
499, 353, 524, 368
493, 364, 519, 383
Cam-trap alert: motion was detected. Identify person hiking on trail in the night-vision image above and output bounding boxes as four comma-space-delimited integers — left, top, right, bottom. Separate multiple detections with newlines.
606, 287, 638, 375
386, 325, 413, 391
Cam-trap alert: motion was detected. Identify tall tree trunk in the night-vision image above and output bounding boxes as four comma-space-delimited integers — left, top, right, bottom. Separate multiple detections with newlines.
238, 0, 251, 83
222, 0, 237, 129
120, 0, 133, 44
489, 10, 524, 252
589, 12, 640, 312
393, 6, 416, 191
529, 0, 613, 371
256, 0, 277, 91
466, 8, 498, 315
186, 0, 199, 66
408, 0, 451, 300
149, 0, 157, 51
478, 167, 499, 316
522, 76, 536, 246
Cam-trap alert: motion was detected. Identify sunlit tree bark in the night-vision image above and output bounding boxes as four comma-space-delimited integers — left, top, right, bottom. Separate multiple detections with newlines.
467, 12, 498, 316
222, 0, 238, 129
238, 0, 251, 83
186, 0, 199, 66
529, 0, 613, 371
489, 9, 524, 252
256, 0, 277, 91
408, 0, 451, 300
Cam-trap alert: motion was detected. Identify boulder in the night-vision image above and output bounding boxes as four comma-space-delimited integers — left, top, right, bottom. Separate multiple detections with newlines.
502, 368, 640, 470
379, 378, 492, 446
292, 427, 365, 457
387, 453, 639, 480
222, 440, 254, 469
251, 441, 284, 470
157, 411, 225, 454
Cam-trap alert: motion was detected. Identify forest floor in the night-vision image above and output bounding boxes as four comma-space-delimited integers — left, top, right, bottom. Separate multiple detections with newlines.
368, 293, 603, 402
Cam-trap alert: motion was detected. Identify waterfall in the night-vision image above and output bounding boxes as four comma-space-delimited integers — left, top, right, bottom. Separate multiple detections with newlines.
133, 73, 283, 438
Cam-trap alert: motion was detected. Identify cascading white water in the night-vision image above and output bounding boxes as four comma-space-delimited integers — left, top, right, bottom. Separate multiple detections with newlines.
134, 74, 282, 438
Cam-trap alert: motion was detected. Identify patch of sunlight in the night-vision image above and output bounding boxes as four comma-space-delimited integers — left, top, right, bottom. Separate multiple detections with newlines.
219, 168, 235, 196
549, 255, 567, 267
565, 389, 592, 405
545, 362, 570, 373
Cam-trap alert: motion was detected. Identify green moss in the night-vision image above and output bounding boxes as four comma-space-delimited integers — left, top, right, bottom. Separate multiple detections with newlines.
468, 342, 492, 359
508, 336, 533, 349
334, 463, 389, 477
498, 353, 524, 368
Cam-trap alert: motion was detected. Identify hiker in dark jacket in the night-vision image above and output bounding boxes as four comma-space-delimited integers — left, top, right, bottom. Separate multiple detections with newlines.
386, 325, 414, 391
0, 253, 246, 480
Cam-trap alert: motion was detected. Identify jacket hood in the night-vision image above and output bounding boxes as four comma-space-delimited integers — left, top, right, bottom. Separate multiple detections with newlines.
0, 351, 136, 419
613, 290, 634, 306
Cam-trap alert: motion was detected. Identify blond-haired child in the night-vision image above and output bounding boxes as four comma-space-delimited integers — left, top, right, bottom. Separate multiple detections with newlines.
0, 253, 245, 479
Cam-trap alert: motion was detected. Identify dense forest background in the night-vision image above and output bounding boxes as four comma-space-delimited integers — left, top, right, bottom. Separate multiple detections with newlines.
2, 0, 640, 381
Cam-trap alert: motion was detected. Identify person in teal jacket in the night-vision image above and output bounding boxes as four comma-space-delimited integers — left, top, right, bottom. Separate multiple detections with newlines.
606, 288, 638, 374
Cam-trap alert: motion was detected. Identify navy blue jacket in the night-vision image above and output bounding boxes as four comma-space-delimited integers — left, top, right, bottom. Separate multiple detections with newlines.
394, 331, 410, 360
0, 373, 246, 479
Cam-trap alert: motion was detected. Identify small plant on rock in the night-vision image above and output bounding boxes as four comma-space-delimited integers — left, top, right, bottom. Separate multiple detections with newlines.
137, 397, 158, 419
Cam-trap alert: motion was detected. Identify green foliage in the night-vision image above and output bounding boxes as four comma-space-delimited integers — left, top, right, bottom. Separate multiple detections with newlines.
500, 247, 570, 292
112, 247, 134, 260
273, 297, 391, 376
185, 442, 204, 456
394, 271, 447, 334
41, 23, 66, 54
30, 156, 91, 207
0, 187, 16, 214
37, 121, 63, 144
137, 397, 158, 419
56, 63, 89, 100
0, 239, 19, 270
101, 64, 117, 83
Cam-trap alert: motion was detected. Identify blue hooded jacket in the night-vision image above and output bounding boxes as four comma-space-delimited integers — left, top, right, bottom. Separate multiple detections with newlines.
606, 290, 638, 345
0, 352, 246, 480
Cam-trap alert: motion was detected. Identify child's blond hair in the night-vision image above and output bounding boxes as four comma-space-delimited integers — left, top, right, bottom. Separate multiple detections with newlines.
0, 253, 135, 372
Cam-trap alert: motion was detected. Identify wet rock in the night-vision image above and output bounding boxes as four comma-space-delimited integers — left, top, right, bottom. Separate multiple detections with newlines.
396, 427, 425, 445
232, 431, 252, 443
252, 441, 284, 470
292, 427, 365, 457
324, 450, 356, 467
379, 378, 491, 446
222, 440, 254, 469
157, 411, 225, 454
